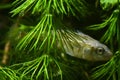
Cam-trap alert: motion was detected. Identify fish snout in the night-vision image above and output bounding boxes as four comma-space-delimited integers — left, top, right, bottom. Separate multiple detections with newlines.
104, 51, 113, 60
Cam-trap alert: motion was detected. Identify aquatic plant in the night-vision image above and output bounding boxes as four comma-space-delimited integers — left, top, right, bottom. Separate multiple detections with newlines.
0, 0, 120, 80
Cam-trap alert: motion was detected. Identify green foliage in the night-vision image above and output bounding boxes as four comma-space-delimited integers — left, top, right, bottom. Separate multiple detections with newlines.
1, 0, 90, 80
88, 6, 120, 50
0, 0, 120, 80
0, 67, 19, 80
91, 51, 120, 80
87, 0, 120, 80
16, 14, 54, 51
11, 0, 88, 17
10, 54, 63, 80
100, 0, 118, 10
0, 3, 12, 9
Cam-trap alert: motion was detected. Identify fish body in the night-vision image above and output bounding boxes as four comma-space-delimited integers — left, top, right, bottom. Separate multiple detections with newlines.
59, 30, 113, 61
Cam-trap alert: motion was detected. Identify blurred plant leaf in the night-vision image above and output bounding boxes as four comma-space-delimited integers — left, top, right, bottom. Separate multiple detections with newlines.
10, 0, 89, 18
100, 0, 118, 11
0, 3, 12, 9
16, 14, 54, 52
0, 67, 19, 80
91, 51, 120, 80
9, 54, 79, 80
87, 7, 120, 50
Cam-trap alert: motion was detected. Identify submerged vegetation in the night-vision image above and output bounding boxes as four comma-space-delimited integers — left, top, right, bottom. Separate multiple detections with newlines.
0, 0, 120, 80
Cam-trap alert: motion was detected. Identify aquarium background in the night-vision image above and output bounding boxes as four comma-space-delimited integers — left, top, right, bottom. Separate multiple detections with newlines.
0, 0, 120, 80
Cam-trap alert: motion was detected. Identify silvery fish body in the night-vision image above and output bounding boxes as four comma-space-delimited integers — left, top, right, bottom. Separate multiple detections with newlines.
58, 30, 113, 61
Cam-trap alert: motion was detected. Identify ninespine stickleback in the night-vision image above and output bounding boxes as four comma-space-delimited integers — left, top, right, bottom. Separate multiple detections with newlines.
57, 30, 113, 61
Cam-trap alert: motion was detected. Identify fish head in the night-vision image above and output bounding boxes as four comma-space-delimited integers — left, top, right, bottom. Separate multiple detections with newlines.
82, 41, 113, 61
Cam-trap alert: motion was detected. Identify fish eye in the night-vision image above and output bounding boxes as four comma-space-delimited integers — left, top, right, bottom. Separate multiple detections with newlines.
96, 47, 105, 55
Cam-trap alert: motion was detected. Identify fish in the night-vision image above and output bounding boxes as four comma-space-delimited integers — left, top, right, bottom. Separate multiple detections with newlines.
57, 30, 113, 61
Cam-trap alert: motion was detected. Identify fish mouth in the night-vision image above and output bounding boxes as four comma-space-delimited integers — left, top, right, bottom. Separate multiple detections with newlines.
104, 52, 113, 60
94, 52, 113, 61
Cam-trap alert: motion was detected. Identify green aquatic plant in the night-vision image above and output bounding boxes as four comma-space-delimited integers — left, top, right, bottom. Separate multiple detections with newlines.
0, 0, 120, 80
87, 0, 120, 80
88, 7, 120, 51
0, 0, 89, 80
100, 0, 118, 10
11, 0, 88, 17
91, 51, 120, 80
10, 54, 64, 80
0, 67, 19, 80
